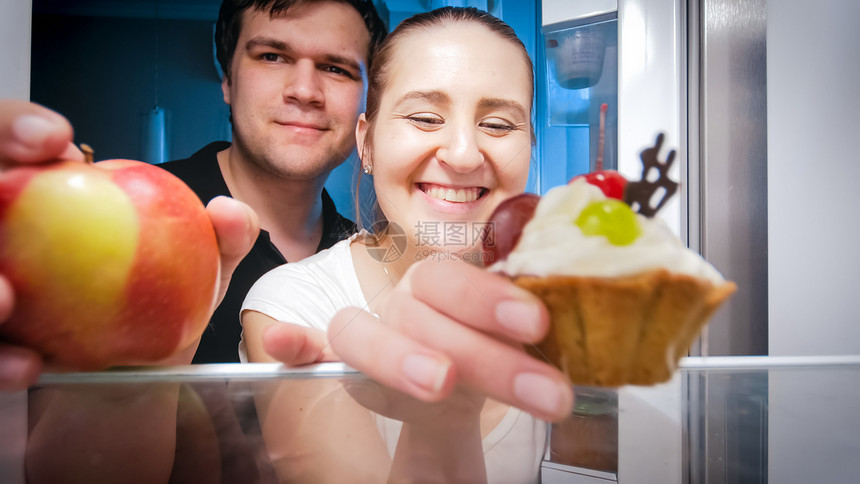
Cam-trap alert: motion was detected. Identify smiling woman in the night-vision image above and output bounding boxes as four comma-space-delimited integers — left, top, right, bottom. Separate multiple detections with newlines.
354, 11, 535, 265
357, 35, 533, 254
240, 7, 569, 484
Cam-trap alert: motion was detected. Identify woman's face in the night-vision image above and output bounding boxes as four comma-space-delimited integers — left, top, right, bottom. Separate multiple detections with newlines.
357, 22, 533, 258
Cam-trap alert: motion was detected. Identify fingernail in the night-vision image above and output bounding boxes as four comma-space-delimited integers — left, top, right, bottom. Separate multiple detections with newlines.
401, 353, 448, 393
12, 115, 57, 147
514, 372, 567, 418
496, 300, 541, 340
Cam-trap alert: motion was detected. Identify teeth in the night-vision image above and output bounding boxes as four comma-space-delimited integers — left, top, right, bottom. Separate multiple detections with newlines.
425, 186, 480, 203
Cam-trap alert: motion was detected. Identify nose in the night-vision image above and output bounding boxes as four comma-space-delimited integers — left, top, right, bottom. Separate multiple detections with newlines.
436, 125, 484, 173
283, 60, 324, 106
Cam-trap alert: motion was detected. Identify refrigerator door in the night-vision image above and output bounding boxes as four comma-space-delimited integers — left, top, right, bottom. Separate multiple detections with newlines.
693, 0, 768, 357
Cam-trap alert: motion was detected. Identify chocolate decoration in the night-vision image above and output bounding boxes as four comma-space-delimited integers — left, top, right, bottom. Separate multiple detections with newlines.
623, 133, 679, 217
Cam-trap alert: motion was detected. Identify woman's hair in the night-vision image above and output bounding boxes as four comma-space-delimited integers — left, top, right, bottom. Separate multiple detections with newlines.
355, 6, 535, 231
364, 7, 533, 128
215, 0, 388, 82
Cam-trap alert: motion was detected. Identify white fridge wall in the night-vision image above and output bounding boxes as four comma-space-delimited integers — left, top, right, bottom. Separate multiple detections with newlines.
618, 376, 683, 484
541, 0, 617, 27
768, 0, 860, 356
617, 0, 683, 237
0, 0, 31, 483
0, 0, 31, 100
769, 1, 860, 478
769, 364, 860, 483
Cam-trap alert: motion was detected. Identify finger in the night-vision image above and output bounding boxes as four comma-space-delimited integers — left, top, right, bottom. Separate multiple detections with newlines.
0, 343, 43, 392
327, 306, 456, 402
0, 99, 82, 166
262, 323, 337, 366
0, 276, 13, 323
404, 260, 550, 343
205, 196, 260, 306
383, 294, 573, 422
0, 277, 44, 390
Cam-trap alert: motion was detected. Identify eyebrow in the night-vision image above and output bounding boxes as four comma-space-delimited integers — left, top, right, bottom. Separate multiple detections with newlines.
244, 37, 363, 74
478, 97, 528, 119
394, 90, 527, 119
394, 90, 451, 108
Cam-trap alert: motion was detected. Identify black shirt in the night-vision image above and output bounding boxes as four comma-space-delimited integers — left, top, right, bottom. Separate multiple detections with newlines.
159, 142, 356, 363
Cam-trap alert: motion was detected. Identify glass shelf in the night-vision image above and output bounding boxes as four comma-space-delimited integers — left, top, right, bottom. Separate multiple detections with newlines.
2, 357, 859, 483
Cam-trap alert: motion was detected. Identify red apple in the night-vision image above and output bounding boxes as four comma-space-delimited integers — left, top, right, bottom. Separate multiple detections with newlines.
0, 158, 220, 370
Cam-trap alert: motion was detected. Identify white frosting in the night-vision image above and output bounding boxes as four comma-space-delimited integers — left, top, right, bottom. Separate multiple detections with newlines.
489, 179, 726, 285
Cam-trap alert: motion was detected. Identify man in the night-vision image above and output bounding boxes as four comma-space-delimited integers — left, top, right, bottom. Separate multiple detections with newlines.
161, 0, 387, 363
1, 1, 387, 481
0, 0, 387, 372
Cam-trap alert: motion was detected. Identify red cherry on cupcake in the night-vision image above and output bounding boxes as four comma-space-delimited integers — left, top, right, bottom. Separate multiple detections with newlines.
569, 170, 628, 200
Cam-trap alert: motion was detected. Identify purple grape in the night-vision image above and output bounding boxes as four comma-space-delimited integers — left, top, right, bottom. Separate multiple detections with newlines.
483, 193, 540, 264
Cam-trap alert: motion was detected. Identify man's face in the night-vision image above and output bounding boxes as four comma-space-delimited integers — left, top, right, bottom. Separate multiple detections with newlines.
223, 1, 370, 180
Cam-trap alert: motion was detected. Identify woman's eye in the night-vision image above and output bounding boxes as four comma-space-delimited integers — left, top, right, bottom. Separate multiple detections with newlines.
407, 114, 444, 126
480, 119, 516, 133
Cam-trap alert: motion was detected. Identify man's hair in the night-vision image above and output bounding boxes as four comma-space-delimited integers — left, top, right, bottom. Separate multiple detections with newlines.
215, 0, 388, 82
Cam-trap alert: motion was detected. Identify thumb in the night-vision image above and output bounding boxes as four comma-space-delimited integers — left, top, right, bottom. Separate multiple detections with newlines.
0, 99, 82, 167
205, 196, 259, 307
262, 324, 337, 366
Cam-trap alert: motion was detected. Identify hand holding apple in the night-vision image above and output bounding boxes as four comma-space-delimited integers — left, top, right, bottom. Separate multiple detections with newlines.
1, 100, 83, 388
0, 151, 220, 370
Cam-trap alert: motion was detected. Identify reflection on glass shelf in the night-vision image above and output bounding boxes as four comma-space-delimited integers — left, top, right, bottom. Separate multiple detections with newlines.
2, 357, 859, 483
16, 363, 546, 483
543, 386, 618, 483
683, 356, 860, 484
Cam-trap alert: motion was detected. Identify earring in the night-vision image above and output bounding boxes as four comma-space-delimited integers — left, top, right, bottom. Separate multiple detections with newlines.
363, 164, 373, 175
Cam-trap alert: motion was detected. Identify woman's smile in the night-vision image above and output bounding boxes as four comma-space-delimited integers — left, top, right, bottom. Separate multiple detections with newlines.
414, 182, 490, 215
417, 183, 488, 203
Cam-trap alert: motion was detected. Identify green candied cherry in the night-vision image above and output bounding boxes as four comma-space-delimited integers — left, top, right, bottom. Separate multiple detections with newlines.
575, 199, 642, 245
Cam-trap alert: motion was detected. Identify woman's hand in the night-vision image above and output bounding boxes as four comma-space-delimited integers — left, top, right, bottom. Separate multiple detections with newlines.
0, 99, 259, 389
261, 258, 574, 422
332, 259, 573, 422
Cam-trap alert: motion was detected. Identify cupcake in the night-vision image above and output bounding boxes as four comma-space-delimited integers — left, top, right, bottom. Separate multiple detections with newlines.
486, 135, 735, 387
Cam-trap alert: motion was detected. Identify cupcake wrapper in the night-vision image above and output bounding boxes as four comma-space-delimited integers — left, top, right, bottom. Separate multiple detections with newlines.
514, 270, 736, 387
